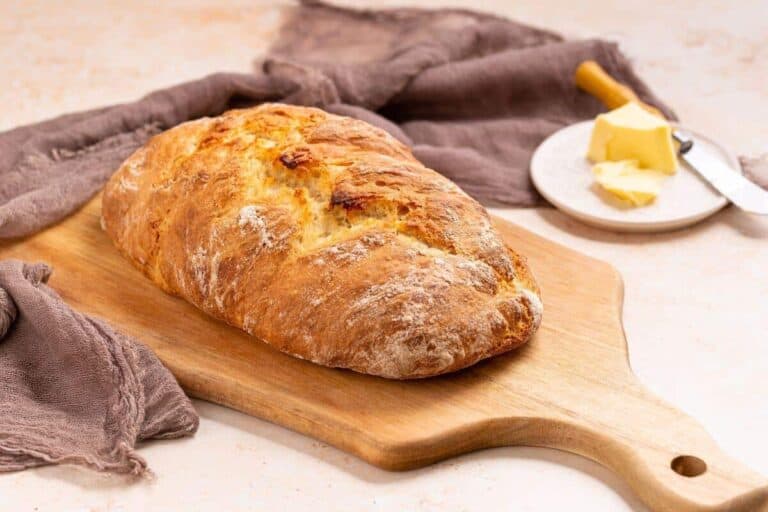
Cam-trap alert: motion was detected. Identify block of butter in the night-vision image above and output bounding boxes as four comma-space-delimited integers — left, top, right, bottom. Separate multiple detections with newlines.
587, 102, 678, 174
592, 160, 668, 206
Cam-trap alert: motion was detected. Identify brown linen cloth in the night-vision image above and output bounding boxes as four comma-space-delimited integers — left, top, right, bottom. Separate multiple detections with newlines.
741, 154, 768, 189
0, 0, 678, 240
0, 260, 198, 475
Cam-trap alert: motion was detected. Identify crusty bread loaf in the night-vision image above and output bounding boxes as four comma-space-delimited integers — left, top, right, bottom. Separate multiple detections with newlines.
101, 103, 542, 379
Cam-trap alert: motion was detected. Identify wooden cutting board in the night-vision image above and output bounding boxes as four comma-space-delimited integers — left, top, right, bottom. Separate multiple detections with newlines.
2, 195, 766, 512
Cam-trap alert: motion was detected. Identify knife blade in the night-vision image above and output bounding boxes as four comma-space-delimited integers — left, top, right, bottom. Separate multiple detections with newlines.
673, 131, 768, 215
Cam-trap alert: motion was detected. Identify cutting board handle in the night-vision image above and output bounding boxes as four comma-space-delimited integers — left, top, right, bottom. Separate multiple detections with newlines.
542, 381, 768, 511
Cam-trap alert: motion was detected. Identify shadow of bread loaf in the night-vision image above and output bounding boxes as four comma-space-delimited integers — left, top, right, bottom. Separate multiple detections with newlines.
101, 103, 542, 378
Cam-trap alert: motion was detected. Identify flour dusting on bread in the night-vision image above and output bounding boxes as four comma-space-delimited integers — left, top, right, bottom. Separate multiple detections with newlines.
237, 205, 273, 248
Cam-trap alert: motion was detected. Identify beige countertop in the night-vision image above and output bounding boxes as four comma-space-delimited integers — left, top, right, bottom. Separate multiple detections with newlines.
2, 1, 766, 511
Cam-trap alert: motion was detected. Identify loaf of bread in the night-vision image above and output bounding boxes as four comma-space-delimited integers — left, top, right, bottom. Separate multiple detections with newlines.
102, 104, 542, 379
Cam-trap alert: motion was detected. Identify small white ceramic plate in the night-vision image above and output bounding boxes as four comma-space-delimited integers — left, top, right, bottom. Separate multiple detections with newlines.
530, 121, 740, 232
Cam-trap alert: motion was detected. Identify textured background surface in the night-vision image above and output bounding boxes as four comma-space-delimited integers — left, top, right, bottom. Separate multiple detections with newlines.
1, 1, 767, 510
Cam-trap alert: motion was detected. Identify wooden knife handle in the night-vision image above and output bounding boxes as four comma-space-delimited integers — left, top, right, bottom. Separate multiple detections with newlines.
575, 60, 665, 119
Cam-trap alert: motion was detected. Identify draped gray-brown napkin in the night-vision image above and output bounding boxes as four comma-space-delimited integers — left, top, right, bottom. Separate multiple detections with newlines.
0, 261, 198, 475
0, 0, 684, 477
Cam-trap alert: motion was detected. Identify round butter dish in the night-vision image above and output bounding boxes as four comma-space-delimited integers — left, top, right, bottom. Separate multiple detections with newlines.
530, 121, 739, 232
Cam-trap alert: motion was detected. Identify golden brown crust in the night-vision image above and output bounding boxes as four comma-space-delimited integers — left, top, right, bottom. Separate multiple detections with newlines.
102, 103, 542, 378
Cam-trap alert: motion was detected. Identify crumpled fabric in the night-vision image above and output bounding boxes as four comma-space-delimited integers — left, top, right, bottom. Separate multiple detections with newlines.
741, 154, 768, 189
0, 260, 198, 475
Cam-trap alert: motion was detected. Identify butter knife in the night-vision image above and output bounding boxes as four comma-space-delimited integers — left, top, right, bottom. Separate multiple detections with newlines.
575, 60, 768, 215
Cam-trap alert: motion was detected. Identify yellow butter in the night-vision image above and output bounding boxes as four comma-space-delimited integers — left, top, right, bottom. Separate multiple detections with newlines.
592, 160, 668, 206
587, 102, 678, 174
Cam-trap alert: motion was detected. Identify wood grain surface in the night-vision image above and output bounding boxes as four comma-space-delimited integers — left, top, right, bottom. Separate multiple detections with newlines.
2, 195, 766, 512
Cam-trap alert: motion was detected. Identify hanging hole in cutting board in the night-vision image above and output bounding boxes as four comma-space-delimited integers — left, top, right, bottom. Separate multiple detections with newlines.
671, 455, 707, 477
